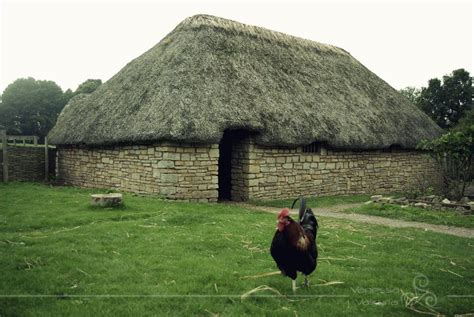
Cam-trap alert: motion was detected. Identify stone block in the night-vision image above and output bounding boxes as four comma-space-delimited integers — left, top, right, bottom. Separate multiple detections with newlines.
160, 186, 177, 195
266, 176, 278, 183
161, 174, 178, 183
164, 152, 181, 160
249, 179, 259, 187
209, 149, 219, 158
157, 160, 174, 168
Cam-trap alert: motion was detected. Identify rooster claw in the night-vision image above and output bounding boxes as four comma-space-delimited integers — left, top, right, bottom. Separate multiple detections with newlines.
302, 276, 309, 287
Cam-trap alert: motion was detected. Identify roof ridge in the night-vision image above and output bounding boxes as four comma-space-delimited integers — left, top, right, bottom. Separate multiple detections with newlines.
175, 14, 349, 56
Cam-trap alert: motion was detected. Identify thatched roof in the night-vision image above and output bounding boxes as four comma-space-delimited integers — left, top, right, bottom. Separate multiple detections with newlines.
49, 14, 441, 149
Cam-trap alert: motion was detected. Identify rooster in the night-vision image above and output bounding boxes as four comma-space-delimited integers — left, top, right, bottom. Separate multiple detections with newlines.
270, 198, 318, 292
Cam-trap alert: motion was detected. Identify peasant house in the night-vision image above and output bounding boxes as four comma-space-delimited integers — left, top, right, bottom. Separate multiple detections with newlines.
48, 15, 442, 202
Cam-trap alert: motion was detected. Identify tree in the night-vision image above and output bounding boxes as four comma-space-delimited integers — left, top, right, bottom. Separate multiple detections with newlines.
399, 86, 421, 105
0, 77, 66, 138
455, 107, 474, 131
74, 79, 102, 95
63, 88, 74, 104
418, 69, 472, 129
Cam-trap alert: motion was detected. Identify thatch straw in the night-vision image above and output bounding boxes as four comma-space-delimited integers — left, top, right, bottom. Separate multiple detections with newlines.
48, 14, 441, 149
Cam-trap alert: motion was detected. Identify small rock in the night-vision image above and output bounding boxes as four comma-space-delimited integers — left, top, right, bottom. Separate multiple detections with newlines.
379, 197, 393, 204
442, 198, 451, 204
371, 195, 383, 202
414, 202, 429, 209
392, 197, 408, 205
91, 193, 123, 207
468, 202, 474, 210
459, 197, 471, 204
401, 205, 410, 209
420, 195, 436, 202
432, 204, 443, 210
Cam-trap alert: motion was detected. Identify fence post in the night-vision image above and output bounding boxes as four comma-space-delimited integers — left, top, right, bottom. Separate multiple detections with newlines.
34, 136, 38, 146
44, 136, 49, 182
1, 130, 8, 183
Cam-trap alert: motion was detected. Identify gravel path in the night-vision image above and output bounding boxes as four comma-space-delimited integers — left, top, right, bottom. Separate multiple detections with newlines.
238, 203, 474, 238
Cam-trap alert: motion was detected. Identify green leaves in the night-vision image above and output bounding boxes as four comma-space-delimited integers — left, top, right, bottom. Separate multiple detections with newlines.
399, 86, 421, 105
0, 77, 66, 138
74, 79, 102, 96
418, 69, 472, 129
419, 124, 473, 198
0, 77, 102, 139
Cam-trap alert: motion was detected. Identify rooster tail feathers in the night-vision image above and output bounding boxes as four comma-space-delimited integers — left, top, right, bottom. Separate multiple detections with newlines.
299, 197, 307, 222
301, 208, 318, 234
290, 197, 307, 221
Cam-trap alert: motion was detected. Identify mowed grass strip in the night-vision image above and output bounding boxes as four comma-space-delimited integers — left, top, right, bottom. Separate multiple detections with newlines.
342, 203, 474, 229
0, 183, 473, 316
254, 194, 474, 229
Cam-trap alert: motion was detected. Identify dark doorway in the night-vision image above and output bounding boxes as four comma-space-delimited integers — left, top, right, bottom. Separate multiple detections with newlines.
218, 130, 248, 201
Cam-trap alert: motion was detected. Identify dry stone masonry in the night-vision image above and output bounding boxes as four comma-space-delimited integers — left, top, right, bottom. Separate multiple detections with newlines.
229, 138, 439, 200
57, 138, 439, 202
58, 143, 219, 202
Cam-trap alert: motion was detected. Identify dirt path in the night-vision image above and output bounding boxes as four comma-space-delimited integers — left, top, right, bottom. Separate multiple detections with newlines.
237, 203, 474, 238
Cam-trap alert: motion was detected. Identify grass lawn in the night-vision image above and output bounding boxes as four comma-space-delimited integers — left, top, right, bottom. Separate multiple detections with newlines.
341, 203, 474, 229
1, 183, 473, 316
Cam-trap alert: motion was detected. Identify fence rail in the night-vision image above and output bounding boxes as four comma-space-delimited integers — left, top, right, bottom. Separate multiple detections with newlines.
1, 130, 7, 182
6, 135, 39, 146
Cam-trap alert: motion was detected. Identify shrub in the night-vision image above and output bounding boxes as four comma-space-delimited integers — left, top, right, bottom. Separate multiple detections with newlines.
419, 125, 473, 199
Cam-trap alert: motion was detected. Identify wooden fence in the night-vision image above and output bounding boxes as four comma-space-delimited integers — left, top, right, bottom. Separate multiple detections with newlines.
1, 130, 55, 183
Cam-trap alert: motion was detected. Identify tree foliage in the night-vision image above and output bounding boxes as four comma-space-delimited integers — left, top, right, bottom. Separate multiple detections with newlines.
420, 124, 474, 199
0, 77, 67, 138
399, 86, 421, 105
418, 69, 472, 129
0, 77, 103, 139
454, 107, 474, 132
74, 79, 102, 95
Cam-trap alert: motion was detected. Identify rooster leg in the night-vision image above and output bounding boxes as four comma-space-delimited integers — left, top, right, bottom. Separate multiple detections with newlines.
303, 275, 309, 287
292, 279, 298, 293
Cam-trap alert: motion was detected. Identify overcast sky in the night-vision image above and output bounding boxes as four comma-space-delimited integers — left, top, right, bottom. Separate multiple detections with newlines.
1, 0, 472, 93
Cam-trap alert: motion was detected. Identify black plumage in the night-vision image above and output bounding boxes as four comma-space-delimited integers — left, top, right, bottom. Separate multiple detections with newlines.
270, 198, 318, 288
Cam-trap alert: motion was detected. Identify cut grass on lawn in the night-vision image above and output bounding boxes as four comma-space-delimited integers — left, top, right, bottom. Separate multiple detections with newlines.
1, 183, 473, 316
341, 203, 474, 229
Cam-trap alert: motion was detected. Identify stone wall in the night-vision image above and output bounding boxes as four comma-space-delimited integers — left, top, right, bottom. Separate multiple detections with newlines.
56, 139, 439, 202
230, 138, 251, 201
230, 138, 440, 200
57, 143, 219, 202
0, 146, 56, 182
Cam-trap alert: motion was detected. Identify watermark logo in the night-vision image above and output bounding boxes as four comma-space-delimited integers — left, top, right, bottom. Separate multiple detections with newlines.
401, 273, 439, 315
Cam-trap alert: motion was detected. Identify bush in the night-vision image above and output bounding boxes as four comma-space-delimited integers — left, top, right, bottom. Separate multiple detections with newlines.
419, 125, 473, 199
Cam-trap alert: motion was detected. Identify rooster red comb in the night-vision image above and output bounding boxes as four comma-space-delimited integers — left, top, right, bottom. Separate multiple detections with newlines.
278, 208, 290, 219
